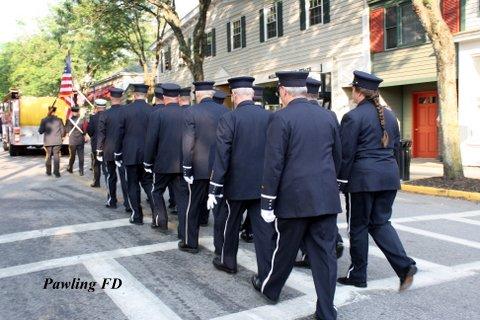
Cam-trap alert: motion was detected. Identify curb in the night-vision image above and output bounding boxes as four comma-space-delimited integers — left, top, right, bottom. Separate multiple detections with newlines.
401, 183, 480, 202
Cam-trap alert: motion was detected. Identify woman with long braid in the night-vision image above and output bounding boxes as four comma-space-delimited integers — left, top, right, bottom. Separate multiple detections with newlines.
337, 71, 417, 291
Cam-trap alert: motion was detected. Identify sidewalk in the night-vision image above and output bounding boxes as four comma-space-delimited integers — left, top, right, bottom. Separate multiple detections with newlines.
410, 158, 480, 180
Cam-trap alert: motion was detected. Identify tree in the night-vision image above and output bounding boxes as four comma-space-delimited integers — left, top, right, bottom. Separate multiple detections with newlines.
412, 0, 464, 180
147, 0, 212, 81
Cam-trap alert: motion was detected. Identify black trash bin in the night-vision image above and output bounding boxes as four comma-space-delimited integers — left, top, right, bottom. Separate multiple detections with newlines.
397, 139, 412, 181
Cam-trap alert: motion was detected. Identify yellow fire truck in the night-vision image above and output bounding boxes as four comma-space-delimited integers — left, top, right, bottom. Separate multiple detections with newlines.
1, 89, 70, 156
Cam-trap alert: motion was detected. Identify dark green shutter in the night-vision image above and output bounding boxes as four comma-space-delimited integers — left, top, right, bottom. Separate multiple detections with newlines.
227, 22, 231, 52
241, 16, 247, 48
259, 9, 265, 43
277, 1, 284, 37
211, 28, 216, 56
323, 0, 330, 24
300, 0, 306, 30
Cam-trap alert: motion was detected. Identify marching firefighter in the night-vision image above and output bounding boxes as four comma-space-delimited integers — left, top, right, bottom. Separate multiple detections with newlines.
87, 99, 107, 188
38, 106, 65, 178
65, 104, 87, 176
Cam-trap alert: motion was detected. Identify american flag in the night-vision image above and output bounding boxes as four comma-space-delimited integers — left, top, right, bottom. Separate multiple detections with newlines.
59, 54, 75, 114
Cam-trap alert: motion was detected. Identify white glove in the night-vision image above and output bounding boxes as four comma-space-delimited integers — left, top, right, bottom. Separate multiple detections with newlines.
96, 156, 103, 162
145, 168, 152, 173
184, 176, 194, 185
261, 209, 276, 223
206, 194, 218, 210
115, 160, 122, 168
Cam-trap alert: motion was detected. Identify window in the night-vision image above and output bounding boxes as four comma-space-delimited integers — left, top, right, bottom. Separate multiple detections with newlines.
232, 19, 242, 49
385, 2, 426, 49
266, 4, 278, 39
164, 47, 172, 71
205, 31, 213, 57
309, 0, 323, 26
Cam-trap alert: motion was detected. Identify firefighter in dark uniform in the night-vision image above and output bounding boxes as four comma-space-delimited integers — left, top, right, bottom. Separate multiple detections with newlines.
87, 99, 108, 188
239, 85, 265, 244
337, 71, 417, 291
144, 83, 188, 230
213, 90, 227, 105
65, 105, 87, 176
38, 106, 65, 178
97, 88, 131, 212
207, 76, 273, 275
251, 71, 341, 320
181, 81, 228, 253
294, 78, 345, 268
153, 86, 165, 111
115, 84, 154, 224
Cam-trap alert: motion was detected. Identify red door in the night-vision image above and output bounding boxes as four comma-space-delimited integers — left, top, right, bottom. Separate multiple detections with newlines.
413, 91, 438, 158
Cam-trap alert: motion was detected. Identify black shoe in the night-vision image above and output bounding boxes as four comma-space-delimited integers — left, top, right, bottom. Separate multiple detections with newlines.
79, 171, 84, 176
106, 203, 117, 209
399, 264, 417, 292
66, 168, 73, 173
169, 205, 178, 214
54, 173, 61, 178
251, 275, 278, 304
125, 207, 132, 213
90, 182, 100, 188
46, 171, 52, 176
240, 230, 254, 243
337, 277, 367, 288
294, 257, 310, 268
129, 218, 143, 225
168, 202, 176, 209
336, 241, 344, 259
212, 256, 237, 274
178, 241, 199, 254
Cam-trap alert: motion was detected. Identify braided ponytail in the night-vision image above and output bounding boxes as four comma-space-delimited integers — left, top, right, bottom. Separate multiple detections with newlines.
357, 87, 389, 148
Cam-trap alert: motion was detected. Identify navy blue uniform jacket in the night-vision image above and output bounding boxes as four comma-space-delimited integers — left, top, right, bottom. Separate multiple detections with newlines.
87, 112, 101, 151
182, 98, 229, 180
211, 101, 271, 200
97, 105, 124, 162
115, 100, 153, 166
338, 99, 401, 193
144, 103, 185, 174
262, 98, 342, 218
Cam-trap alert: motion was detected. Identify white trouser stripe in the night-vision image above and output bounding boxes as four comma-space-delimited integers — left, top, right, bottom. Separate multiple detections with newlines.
346, 192, 354, 278
221, 200, 232, 264
261, 218, 280, 293
185, 183, 192, 245
151, 173, 157, 226
106, 170, 112, 206
124, 169, 135, 221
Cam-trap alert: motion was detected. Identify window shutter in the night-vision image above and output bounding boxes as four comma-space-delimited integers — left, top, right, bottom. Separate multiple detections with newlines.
188, 37, 192, 58
241, 16, 247, 48
370, 8, 385, 53
441, 0, 460, 33
227, 22, 231, 52
259, 9, 265, 43
323, 0, 330, 24
277, 1, 284, 37
211, 28, 216, 56
300, 0, 306, 30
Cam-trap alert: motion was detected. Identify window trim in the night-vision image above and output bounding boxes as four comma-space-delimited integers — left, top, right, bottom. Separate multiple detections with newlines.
263, 3, 278, 41
383, 1, 427, 51
306, 0, 323, 29
230, 18, 243, 51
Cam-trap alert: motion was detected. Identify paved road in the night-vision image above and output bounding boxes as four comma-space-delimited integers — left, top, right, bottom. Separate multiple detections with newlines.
0, 149, 479, 320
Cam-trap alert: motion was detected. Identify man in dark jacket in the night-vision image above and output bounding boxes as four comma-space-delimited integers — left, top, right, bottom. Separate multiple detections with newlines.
87, 99, 107, 187
38, 106, 65, 178
252, 71, 342, 320
65, 105, 87, 175
181, 81, 228, 253
115, 84, 154, 224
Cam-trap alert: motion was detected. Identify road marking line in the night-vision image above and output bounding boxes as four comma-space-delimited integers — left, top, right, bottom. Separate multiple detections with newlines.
0, 219, 131, 244
444, 217, 480, 227
0, 240, 179, 279
84, 258, 182, 320
392, 223, 480, 249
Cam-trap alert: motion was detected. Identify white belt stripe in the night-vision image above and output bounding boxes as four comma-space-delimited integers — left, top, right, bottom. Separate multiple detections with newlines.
261, 194, 276, 200
209, 181, 223, 187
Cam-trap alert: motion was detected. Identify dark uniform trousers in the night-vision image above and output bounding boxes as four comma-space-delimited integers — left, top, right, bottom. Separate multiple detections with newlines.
68, 144, 84, 172
151, 173, 188, 227
346, 190, 415, 283
215, 199, 274, 276
261, 214, 338, 320
125, 164, 154, 222
44, 145, 61, 175
180, 179, 209, 248
91, 153, 107, 186
167, 183, 176, 207
106, 161, 130, 209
